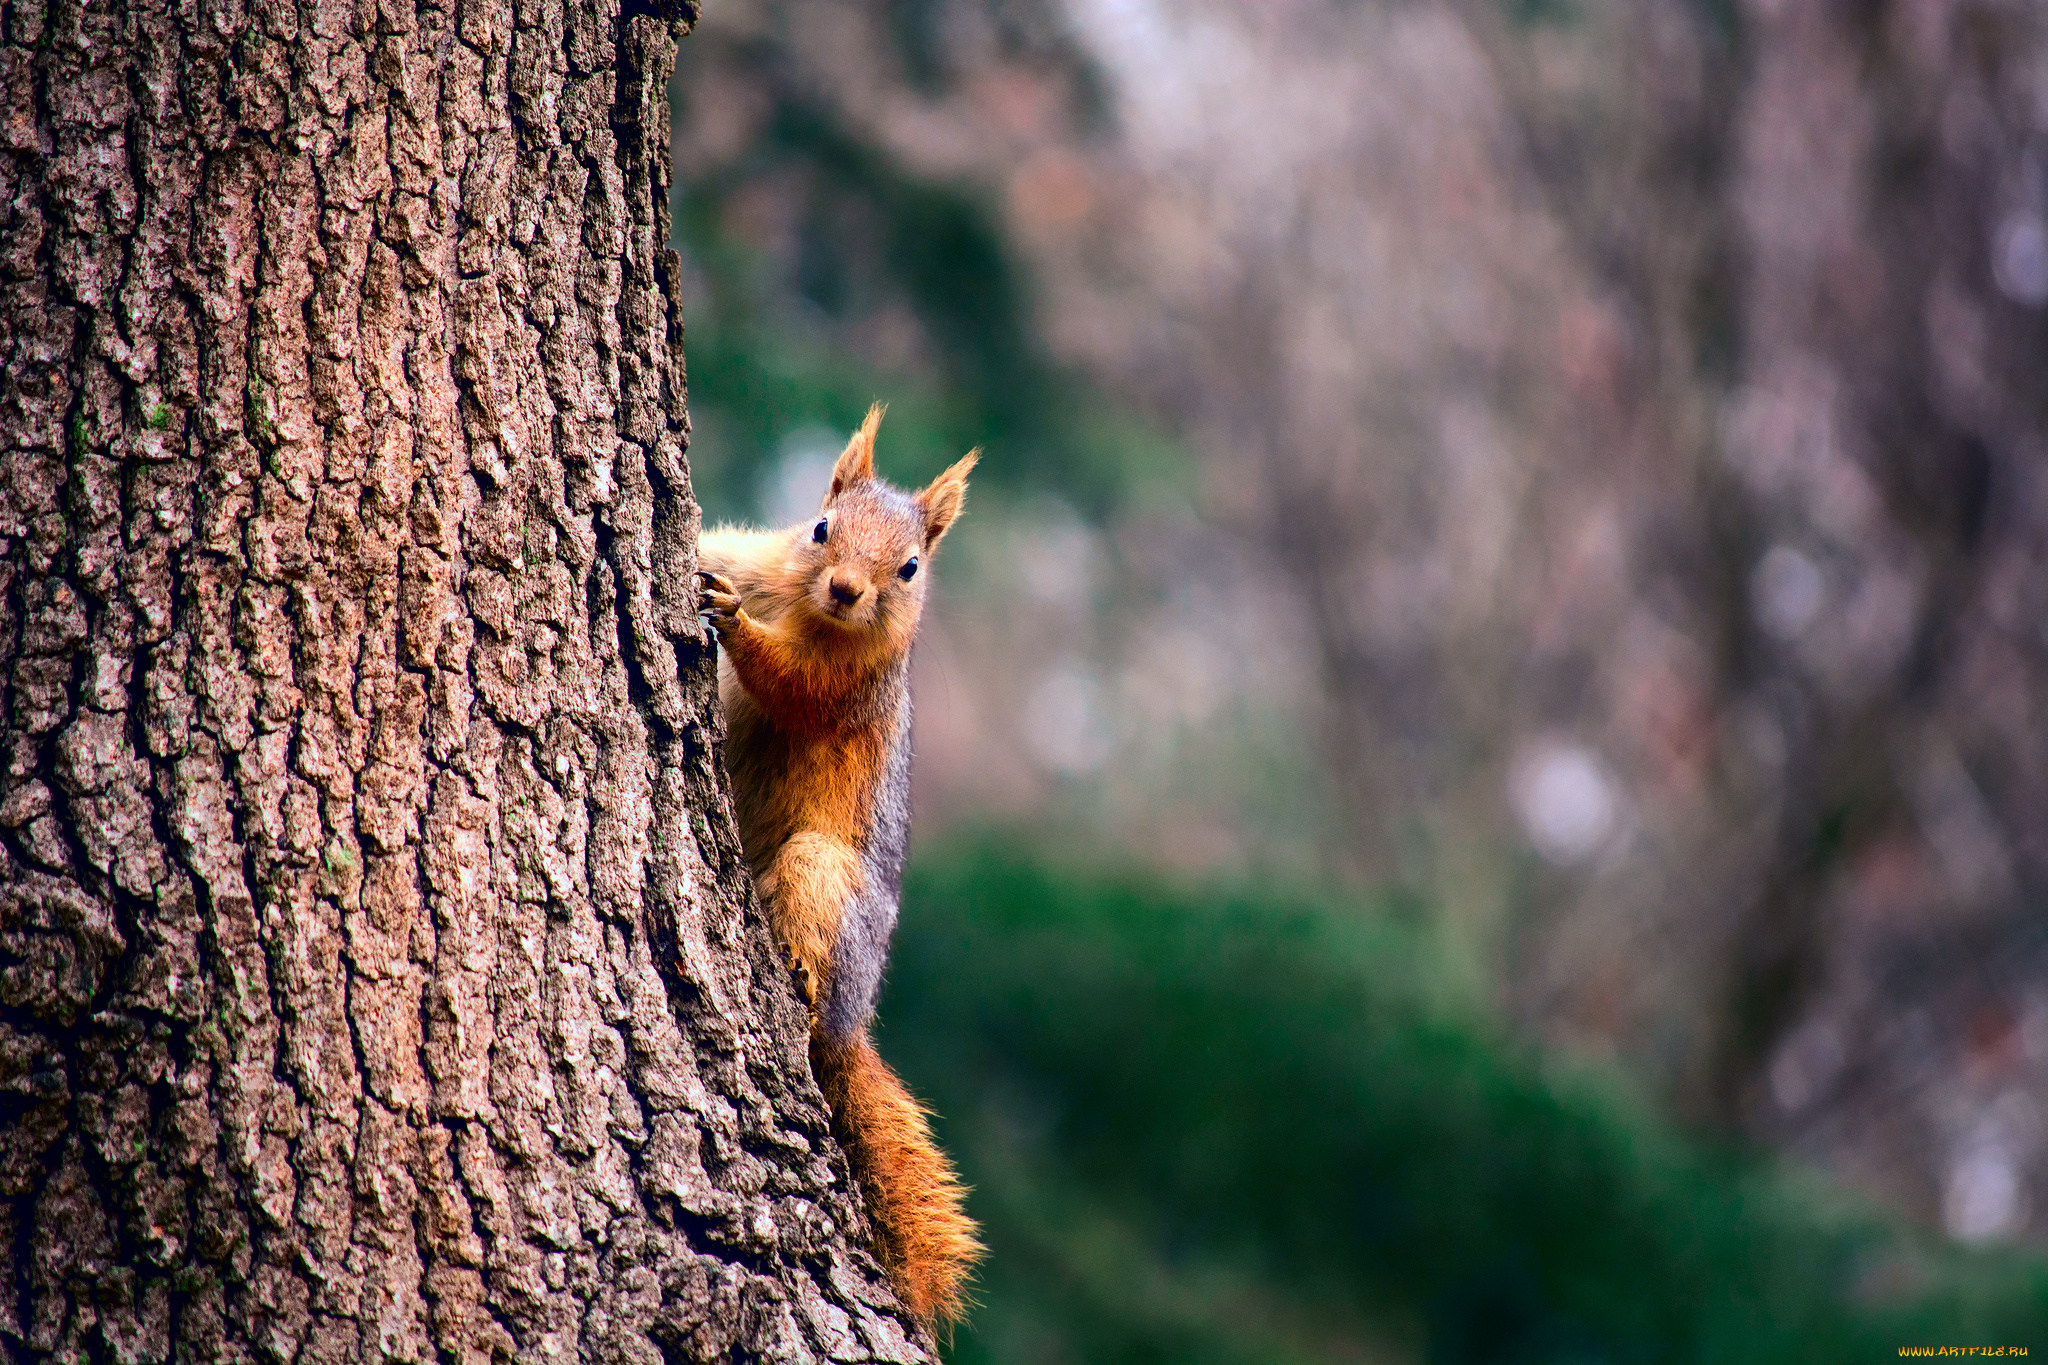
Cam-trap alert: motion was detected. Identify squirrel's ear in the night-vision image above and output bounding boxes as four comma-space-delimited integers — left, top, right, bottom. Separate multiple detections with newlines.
914, 450, 978, 549
825, 402, 885, 506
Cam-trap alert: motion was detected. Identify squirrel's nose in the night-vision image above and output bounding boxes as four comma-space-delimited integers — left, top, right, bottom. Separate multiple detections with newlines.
828, 573, 866, 606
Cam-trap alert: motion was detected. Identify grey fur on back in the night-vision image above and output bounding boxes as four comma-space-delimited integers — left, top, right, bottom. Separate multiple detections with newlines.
824, 675, 912, 1039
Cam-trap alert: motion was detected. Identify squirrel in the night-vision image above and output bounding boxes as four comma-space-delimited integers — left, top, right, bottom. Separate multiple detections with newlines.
695, 404, 982, 1328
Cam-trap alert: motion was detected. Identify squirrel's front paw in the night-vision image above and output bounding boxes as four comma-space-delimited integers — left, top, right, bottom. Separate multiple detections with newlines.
697, 571, 744, 629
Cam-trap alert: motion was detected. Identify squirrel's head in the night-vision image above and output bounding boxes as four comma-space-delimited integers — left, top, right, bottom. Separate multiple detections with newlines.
794, 403, 976, 637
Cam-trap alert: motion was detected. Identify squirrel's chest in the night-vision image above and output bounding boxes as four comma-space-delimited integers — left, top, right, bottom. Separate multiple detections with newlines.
724, 692, 898, 851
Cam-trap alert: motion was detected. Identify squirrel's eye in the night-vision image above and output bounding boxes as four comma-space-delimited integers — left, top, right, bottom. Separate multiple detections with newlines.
898, 556, 919, 581
813, 518, 829, 544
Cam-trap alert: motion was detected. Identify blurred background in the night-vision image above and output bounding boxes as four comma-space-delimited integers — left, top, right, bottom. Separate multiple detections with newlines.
667, 1, 2048, 1358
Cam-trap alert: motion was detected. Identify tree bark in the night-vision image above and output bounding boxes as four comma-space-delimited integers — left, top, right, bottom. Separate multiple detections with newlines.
0, 1, 930, 1360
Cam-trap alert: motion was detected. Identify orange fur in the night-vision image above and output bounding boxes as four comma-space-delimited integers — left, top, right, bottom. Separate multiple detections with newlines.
756, 831, 863, 1004
698, 409, 982, 1329
914, 450, 978, 549
813, 1032, 983, 1327
829, 402, 885, 498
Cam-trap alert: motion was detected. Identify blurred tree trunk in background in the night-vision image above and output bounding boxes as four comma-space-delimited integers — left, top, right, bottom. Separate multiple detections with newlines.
1477, 0, 2048, 1181
1036, 0, 2048, 1221
0, 1, 926, 1359
1704, 0, 2048, 1154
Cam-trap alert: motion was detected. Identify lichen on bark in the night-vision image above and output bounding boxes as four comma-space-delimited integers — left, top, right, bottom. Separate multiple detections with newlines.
0, 0, 929, 1359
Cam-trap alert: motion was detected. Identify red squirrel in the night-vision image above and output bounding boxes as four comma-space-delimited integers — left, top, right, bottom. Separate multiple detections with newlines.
696, 404, 981, 1327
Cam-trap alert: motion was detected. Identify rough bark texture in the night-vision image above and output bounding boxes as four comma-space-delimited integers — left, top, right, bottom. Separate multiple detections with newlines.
0, 0, 931, 1359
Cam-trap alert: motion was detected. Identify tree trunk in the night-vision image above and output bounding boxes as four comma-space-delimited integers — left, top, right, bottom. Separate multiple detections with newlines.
0, 1, 930, 1360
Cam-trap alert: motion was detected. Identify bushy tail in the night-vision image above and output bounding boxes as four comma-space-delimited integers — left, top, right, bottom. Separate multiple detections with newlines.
813, 1031, 982, 1327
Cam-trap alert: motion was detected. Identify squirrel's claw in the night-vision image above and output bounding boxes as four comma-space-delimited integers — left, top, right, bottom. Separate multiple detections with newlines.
780, 941, 818, 1004
697, 571, 743, 626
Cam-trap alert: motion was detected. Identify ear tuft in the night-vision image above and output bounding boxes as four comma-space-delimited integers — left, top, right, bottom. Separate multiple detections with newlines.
914, 449, 978, 550
825, 403, 886, 507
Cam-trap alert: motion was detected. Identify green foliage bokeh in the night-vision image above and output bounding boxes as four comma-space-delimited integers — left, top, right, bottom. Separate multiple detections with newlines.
881, 846, 2048, 1364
